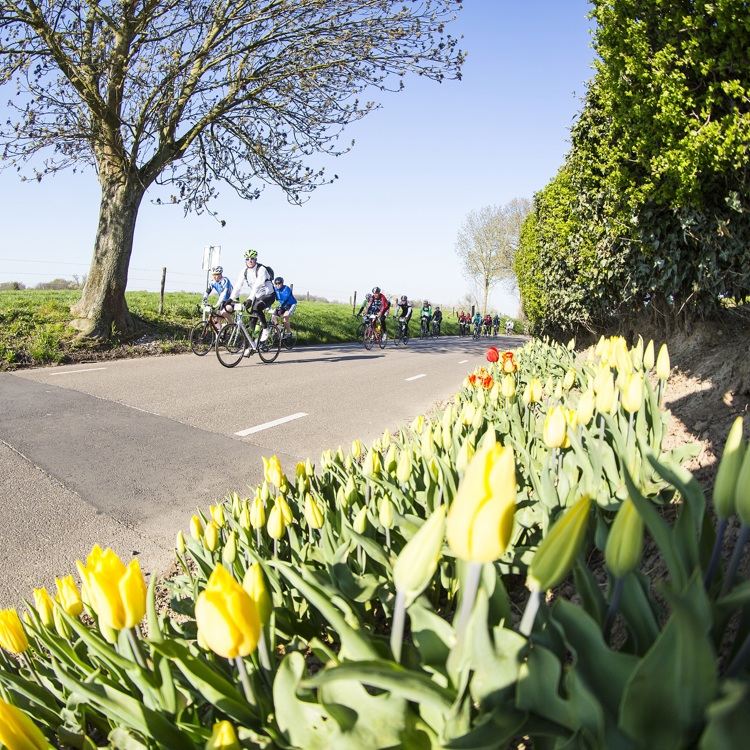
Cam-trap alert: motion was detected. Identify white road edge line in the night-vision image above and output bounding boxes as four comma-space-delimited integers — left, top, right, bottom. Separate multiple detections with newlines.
49, 367, 107, 376
458, 359, 469, 364
405, 374, 427, 381
235, 412, 308, 436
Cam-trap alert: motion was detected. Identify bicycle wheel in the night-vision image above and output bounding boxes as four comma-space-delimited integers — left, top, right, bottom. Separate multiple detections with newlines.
364, 325, 375, 350
378, 326, 386, 349
216, 324, 245, 368
356, 321, 366, 343
190, 320, 215, 356
258, 324, 282, 363
281, 327, 298, 350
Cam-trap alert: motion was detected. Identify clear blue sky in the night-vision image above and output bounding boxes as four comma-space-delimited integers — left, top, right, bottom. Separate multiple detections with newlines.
0, 1, 595, 315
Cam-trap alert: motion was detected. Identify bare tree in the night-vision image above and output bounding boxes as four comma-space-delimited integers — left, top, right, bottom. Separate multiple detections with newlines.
455, 199, 531, 314
0, 0, 463, 340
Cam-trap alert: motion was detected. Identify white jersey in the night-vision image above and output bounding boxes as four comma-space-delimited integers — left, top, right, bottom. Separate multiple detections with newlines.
234, 263, 273, 300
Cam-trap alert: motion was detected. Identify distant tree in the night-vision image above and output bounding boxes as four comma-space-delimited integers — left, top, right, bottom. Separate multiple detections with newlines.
0, 0, 463, 341
0, 281, 26, 290
455, 199, 531, 315
35, 278, 78, 290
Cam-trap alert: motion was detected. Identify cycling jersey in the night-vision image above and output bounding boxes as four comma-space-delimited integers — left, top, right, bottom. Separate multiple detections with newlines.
395, 301, 412, 321
421, 306, 432, 320
202, 276, 233, 305
274, 284, 297, 308
365, 293, 390, 316
234, 263, 273, 301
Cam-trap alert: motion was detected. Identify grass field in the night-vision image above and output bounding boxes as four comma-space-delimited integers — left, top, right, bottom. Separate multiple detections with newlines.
0, 290, 509, 370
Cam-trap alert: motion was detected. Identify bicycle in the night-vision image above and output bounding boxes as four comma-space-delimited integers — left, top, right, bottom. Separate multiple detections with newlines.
215, 303, 282, 367
189, 303, 227, 356
473, 322, 482, 340
431, 319, 440, 337
272, 308, 298, 349
393, 316, 410, 346
419, 316, 431, 339
362, 314, 386, 351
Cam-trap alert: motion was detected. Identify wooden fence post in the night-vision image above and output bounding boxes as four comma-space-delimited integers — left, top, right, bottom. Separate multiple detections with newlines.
158, 267, 166, 314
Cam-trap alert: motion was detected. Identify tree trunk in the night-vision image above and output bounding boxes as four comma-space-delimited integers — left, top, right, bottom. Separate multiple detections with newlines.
70, 173, 145, 340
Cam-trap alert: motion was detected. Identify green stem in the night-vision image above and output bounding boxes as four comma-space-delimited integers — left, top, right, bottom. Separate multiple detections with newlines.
704, 518, 727, 591
390, 589, 406, 664
453, 562, 483, 648
722, 524, 750, 596
258, 630, 272, 671
519, 589, 543, 638
235, 655, 255, 705
126, 628, 148, 670
603, 577, 625, 642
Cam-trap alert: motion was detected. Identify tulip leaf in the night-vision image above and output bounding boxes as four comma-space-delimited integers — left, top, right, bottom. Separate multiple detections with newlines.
303, 660, 455, 712
345, 527, 392, 567
441, 708, 527, 750
150, 640, 259, 728
699, 680, 750, 750
618, 571, 661, 654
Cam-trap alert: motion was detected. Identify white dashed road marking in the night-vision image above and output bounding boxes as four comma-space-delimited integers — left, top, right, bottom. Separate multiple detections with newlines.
458, 359, 469, 364
235, 412, 308, 436
49, 367, 107, 376
405, 374, 427, 381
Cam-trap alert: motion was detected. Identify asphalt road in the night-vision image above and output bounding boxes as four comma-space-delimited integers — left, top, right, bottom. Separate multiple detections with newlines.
0, 333, 525, 608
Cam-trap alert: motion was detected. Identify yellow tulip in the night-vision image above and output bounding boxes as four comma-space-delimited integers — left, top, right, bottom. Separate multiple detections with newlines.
353, 506, 368, 534
543, 406, 567, 449
190, 514, 204, 541
0, 698, 51, 750
501, 374, 516, 399
249, 496, 266, 529
456, 440, 475, 476
195, 564, 260, 659
205, 720, 240, 750
304, 493, 324, 530
643, 340, 655, 371
361, 448, 382, 478
209, 503, 226, 528
384, 443, 399, 473
379, 496, 394, 530
621, 373, 644, 414
595, 372, 616, 415
577, 389, 596, 426
320, 449, 333, 469
411, 414, 425, 433
222, 531, 238, 566
351, 440, 362, 458
33, 588, 55, 628
446, 444, 517, 563
656, 344, 670, 380
55, 575, 83, 617
176, 530, 186, 555
714, 417, 744, 520
396, 449, 413, 484
562, 368, 576, 391
78, 547, 147, 630
393, 505, 446, 606
0, 609, 29, 654
263, 455, 284, 487
242, 563, 272, 626
276, 495, 293, 525
267, 504, 286, 540
204, 521, 220, 552
523, 378, 543, 405
605, 498, 644, 578
238, 504, 251, 531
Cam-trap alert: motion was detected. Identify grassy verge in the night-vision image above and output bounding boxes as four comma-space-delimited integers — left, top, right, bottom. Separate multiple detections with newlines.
0, 290, 491, 370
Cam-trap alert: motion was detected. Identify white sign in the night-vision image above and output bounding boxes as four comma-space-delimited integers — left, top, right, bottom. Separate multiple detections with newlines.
202, 245, 221, 271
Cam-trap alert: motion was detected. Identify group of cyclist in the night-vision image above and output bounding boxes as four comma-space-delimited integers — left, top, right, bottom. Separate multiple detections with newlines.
201, 249, 297, 355
458, 310, 514, 338
357, 288, 443, 343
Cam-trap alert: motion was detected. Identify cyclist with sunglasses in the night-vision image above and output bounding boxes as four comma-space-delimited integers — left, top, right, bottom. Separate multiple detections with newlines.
272, 277, 297, 338
232, 249, 275, 354
201, 266, 234, 327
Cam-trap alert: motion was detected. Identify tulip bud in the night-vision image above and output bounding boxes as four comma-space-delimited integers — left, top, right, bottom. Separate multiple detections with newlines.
643, 339, 655, 371
222, 531, 238, 566
384, 443, 399, 473
621, 373, 644, 414
276, 496, 293, 525
336, 445, 346, 463
0, 608, 29, 654
239, 504, 251, 531
527, 494, 592, 592
396, 449, 413, 484
411, 415, 425, 433
304, 493, 324, 529
361, 449, 381, 478
242, 564, 272, 627
595, 373, 616, 415
656, 344, 670, 380
305, 457, 314, 476
713, 417, 744, 520
230, 491, 241, 518
263, 455, 284, 487
353, 506, 368, 534
320, 450, 333, 469
206, 720, 241, 750
734, 438, 750, 526
33, 587, 55, 628
343, 475, 358, 507
195, 564, 260, 659
543, 406, 567, 449
523, 378, 542, 405
441, 404, 454, 435
210, 503, 226, 528
351, 440, 362, 458
577, 389, 596, 426
447, 444, 517, 563
176, 530, 186, 555
204, 521, 220, 552
267, 504, 286, 540
567, 338, 576, 350
0, 698, 50, 750
501, 374, 516, 399
55, 575, 83, 617
249, 496, 266, 529
393, 506, 446, 607
563, 368, 576, 391
190, 514, 204, 541
420, 425, 435, 459
379, 496, 394, 529
605, 498, 644, 578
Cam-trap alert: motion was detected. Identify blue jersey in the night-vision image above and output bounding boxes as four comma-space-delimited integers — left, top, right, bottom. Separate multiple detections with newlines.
203, 276, 233, 304
274, 284, 297, 307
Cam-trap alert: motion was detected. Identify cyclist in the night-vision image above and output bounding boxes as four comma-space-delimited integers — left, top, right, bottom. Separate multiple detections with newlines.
364, 286, 390, 340
472, 310, 482, 338
433, 306, 443, 336
272, 277, 297, 339
393, 295, 413, 342
232, 248, 275, 355
459, 311, 469, 336
505, 319, 514, 335
420, 300, 433, 337
201, 266, 234, 327
492, 314, 500, 336
482, 313, 492, 336
356, 293, 372, 317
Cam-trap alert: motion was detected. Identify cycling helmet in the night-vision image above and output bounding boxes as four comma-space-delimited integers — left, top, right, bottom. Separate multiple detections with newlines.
424, 300, 429, 306
365, 293, 372, 300
211, 265, 223, 275
274, 277, 284, 285
244, 248, 258, 260
372, 286, 381, 294
400, 295, 407, 302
